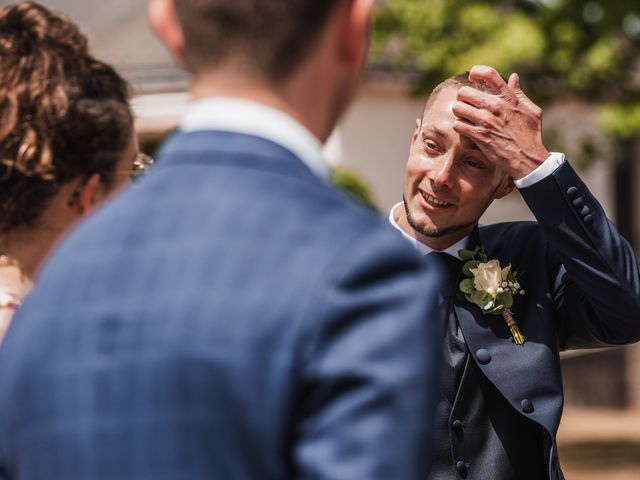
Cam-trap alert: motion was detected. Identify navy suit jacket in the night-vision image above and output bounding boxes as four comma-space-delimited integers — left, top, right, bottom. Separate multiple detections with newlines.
0, 131, 442, 479
454, 161, 640, 479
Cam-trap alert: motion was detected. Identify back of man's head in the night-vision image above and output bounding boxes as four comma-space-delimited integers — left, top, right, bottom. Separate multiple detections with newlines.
174, 0, 343, 81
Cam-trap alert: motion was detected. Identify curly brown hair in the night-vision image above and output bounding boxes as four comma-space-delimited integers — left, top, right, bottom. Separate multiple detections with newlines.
0, 1, 133, 234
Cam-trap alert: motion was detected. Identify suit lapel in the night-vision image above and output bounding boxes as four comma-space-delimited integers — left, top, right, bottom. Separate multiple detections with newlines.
452, 225, 563, 436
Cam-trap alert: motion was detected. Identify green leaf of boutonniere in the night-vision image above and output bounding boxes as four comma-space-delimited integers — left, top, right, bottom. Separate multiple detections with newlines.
459, 278, 475, 295
458, 248, 479, 261
462, 260, 481, 277
496, 291, 514, 309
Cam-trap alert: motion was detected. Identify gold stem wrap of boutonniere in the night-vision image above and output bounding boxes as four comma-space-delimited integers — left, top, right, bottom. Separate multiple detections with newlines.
458, 246, 526, 346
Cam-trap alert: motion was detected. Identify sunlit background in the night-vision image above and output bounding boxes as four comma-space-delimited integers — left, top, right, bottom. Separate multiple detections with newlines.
2, 0, 640, 477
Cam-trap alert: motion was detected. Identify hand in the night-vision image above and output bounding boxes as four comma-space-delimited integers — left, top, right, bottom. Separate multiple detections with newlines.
452, 65, 550, 180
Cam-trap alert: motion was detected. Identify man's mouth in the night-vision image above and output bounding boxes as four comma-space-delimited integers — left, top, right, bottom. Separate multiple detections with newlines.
420, 190, 453, 208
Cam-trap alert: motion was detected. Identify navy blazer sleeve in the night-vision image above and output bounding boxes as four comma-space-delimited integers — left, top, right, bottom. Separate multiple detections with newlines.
292, 225, 441, 480
519, 161, 640, 349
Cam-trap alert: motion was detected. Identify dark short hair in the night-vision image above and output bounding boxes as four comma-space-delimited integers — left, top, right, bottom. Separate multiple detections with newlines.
174, 0, 343, 80
423, 71, 506, 115
0, 1, 133, 233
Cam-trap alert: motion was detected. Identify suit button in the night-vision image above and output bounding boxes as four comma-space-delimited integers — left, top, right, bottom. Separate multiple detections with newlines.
476, 349, 491, 364
584, 214, 594, 224
455, 460, 468, 477
521, 399, 534, 413
566, 187, 579, 198
572, 197, 584, 207
452, 419, 464, 431
580, 205, 591, 216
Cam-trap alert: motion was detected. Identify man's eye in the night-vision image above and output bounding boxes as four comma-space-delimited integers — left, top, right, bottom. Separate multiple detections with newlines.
464, 158, 484, 169
424, 140, 438, 151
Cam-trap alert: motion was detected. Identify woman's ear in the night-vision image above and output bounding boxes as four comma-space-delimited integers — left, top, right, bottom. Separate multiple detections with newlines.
75, 173, 103, 216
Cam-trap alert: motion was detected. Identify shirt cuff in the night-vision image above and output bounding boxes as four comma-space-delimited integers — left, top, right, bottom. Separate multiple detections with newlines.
514, 152, 566, 189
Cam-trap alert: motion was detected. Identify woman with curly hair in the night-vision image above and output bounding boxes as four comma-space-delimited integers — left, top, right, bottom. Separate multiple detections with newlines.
0, 1, 148, 340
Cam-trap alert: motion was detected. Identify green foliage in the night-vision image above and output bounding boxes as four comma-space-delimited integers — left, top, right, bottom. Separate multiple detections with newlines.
331, 166, 378, 212
599, 103, 640, 139
373, 0, 640, 138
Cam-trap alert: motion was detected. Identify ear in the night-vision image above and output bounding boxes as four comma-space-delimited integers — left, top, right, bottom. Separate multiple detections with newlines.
494, 176, 515, 200
75, 173, 104, 216
338, 0, 375, 68
411, 118, 421, 146
148, 0, 187, 67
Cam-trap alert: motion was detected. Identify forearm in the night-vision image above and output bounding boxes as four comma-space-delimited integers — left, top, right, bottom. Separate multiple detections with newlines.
520, 160, 640, 344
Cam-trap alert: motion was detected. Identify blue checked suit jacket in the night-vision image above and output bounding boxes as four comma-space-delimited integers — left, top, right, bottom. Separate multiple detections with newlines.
0, 131, 442, 480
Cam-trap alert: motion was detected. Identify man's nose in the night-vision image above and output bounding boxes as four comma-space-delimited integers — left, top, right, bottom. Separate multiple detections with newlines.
428, 155, 455, 189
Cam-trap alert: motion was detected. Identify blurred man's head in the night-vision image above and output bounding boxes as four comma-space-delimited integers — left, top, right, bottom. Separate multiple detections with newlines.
149, 0, 374, 141
173, 0, 342, 80
399, 73, 515, 250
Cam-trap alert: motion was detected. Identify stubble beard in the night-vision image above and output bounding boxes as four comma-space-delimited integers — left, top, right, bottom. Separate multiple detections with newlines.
403, 195, 478, 239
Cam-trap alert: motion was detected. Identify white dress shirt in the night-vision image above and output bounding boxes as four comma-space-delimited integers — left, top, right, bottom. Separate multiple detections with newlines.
179, 97, 330, 182
514, 152, 565, 189
388, 203, 469, 258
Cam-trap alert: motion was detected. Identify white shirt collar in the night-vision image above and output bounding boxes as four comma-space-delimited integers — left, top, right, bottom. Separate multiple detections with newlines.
388, 202, 469, 258
179, 97, 330, 182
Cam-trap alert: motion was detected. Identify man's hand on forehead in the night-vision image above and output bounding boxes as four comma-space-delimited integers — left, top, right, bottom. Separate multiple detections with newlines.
451, 65, 550, 181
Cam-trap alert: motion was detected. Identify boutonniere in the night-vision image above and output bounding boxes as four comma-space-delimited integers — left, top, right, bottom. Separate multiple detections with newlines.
458, 246, 526, 345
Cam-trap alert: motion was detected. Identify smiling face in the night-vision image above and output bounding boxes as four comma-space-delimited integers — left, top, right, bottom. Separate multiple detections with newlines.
398, 84, 514, 250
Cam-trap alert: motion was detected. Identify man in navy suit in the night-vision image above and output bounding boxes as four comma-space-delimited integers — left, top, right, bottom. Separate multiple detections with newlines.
0, 1, 442, 479
389, 65, 640, 479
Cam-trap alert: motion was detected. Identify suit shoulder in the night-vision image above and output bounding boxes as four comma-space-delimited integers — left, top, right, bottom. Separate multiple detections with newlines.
478, 220, 549, 256
479, 221, 541, 242
314, 192, 423, 266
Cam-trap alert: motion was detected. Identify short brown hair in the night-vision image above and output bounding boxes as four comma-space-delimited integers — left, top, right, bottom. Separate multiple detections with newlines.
0, 1, 133, 233
174, 0, 343, 80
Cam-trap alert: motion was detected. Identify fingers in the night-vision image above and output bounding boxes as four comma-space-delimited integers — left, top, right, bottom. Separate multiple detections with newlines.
452, 100, 496, 129
508, 72, 519, 90
467, 67, 543, 117
452, 118, 485, 144
469, 65, 516, 103
457, 86, 503, 116
507, 72, 543, 115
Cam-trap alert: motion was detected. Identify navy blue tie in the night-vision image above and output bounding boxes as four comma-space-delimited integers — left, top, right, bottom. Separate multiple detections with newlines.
426, 252, 466, 405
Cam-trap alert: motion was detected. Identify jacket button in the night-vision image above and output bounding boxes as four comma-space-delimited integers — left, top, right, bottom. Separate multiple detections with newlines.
572, 197, 584, 207
580, 205, 591, 216
452, 419, 464, 431
455, 460, 468, 477
566, 187, 579, 198
521, 399, 534, 413
584, 214, 594, 224
476, 349, 491, 364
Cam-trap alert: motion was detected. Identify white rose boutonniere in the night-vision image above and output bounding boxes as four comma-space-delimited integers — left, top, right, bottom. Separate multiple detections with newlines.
458, 246, 526, 345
